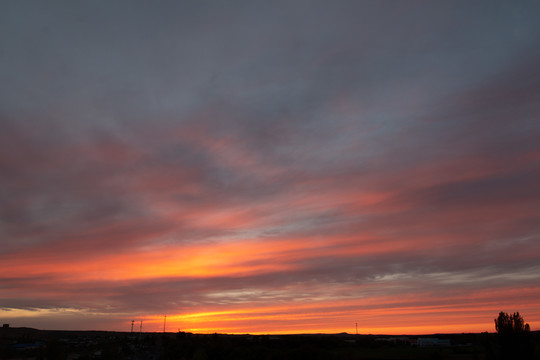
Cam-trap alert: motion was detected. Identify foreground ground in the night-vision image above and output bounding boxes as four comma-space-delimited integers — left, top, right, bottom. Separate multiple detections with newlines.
1, 326, 539, 359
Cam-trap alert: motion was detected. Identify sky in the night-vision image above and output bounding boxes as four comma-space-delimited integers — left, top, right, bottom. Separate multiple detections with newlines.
1, 1, 540, 335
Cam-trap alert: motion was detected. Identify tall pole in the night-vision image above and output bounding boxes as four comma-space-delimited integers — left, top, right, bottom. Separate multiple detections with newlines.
131, 320, 134, 333
163, 315, 167, 333
140, 320, 143, 334
356, 322, 358, 335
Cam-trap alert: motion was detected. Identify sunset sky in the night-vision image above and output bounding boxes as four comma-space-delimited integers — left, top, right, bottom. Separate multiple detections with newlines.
1, 1, 540, 334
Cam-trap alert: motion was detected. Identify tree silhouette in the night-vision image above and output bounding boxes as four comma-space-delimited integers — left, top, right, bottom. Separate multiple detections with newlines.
494, 311, 530, 335
494, 311, 534, 360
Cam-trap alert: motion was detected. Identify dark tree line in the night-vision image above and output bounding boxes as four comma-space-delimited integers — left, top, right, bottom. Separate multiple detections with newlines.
494, 311, 530, 335
493, 311, 534, 360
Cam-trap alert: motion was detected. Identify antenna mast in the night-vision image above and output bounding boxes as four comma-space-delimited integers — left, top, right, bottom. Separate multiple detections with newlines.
163, 315, 167, 333
131, 320, 134, 333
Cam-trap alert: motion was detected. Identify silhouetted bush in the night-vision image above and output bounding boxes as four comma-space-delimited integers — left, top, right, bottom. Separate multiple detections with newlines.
494, 311, 534, 360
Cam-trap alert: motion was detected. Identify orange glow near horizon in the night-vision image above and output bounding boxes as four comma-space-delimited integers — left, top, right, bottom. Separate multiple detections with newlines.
104, 284, 540, 334
127, 299, 540, 335
3, 222, 540, 335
